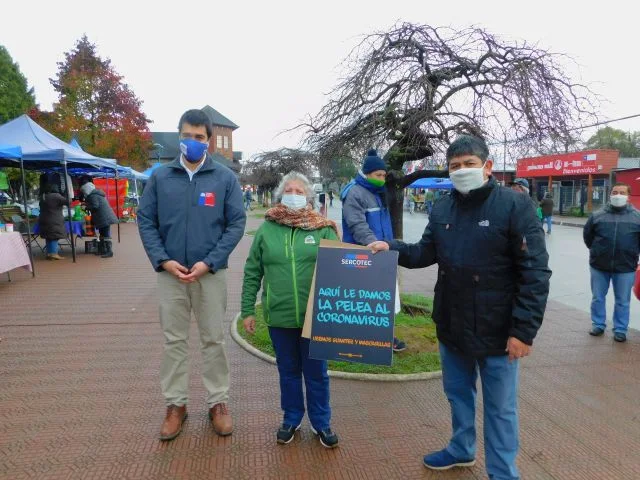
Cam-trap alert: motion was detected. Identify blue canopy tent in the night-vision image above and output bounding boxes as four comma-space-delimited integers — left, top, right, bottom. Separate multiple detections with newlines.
0, 144, 36, 277
0, 115, 121, 262
408, 177, 453, 189
142, 161, 163, 178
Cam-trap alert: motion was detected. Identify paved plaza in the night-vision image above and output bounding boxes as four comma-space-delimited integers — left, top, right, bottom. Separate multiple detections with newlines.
1, 215, 640, 479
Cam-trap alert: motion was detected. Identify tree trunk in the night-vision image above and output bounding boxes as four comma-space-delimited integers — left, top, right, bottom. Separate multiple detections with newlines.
387, 181, 406, 240
386, 168, 449, 240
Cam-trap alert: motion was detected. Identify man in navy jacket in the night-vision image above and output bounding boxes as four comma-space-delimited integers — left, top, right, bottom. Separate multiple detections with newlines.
138, 109, 246, 441
583, 182, 640, 342
369, 135, 551, 479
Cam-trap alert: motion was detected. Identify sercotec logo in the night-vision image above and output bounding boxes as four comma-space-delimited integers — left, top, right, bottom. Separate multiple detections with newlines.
341, 253, 372, 269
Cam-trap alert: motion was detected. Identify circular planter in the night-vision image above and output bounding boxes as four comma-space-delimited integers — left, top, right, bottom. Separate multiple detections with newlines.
231, 313, 442, 382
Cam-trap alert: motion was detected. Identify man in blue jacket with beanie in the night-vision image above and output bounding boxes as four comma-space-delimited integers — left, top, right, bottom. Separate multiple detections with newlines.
341, 149, 406, 352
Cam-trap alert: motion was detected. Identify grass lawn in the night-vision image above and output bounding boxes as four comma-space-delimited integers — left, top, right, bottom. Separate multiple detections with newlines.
245, 229, 258, 236
237, 296, 440, 374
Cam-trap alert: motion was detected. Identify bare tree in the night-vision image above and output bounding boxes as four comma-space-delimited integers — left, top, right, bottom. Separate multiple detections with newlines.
242, 148, 316, 206
303, 23, 598, 238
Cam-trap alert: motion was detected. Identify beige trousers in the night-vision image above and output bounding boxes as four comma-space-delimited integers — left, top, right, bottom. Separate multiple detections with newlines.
158, 269, 229, 407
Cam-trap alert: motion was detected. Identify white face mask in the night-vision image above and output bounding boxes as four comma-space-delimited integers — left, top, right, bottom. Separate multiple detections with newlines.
281, 194, 308, 210
449, 165, 487, 195
610, 195, 628, 208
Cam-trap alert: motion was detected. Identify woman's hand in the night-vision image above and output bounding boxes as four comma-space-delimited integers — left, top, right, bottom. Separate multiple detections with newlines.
243, 316, 256, 334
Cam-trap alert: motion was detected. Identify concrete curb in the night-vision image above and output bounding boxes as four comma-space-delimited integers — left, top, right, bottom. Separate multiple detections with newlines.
552, 220, 586, 228
230, 313, 442, 382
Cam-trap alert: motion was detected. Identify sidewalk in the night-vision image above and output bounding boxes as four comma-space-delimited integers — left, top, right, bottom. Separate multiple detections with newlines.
1, 220, 639, 479
551, 215, 588, 228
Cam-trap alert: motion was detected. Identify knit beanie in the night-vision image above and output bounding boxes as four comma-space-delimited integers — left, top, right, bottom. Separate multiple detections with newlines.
362, 149, 387, 174
81, 182, 96, 197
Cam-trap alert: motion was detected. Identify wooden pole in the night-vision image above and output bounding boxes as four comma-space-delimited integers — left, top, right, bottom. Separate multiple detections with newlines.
587, 174, 593, 213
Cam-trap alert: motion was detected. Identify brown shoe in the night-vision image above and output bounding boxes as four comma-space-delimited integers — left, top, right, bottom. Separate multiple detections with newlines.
209, 403, 233, 436
159, 404, 188, 441
47, 253, 64, 260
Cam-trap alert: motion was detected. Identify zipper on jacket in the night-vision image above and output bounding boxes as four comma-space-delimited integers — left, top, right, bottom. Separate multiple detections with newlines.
290, 229, 300, 326
185, 175, 193, 266
266, 283, 271, 323
611, 214, 619, 272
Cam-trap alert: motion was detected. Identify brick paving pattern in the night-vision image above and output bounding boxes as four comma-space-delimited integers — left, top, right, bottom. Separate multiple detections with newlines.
1, 219, 640, 479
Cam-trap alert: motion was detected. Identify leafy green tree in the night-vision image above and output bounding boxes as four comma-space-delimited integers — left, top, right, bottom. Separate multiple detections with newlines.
0, 45, 35, 124
586, 127, 640, 157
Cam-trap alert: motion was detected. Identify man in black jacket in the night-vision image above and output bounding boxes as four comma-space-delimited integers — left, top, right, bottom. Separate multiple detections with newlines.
583, 183, 640, 342
369, 135, 551, 479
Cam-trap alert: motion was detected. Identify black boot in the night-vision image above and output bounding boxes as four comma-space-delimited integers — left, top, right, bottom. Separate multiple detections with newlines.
101, 239, 113, 258
95, 239, 105, 255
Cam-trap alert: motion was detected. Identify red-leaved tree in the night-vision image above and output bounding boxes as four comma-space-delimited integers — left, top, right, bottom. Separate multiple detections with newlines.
33, 35, 152, 170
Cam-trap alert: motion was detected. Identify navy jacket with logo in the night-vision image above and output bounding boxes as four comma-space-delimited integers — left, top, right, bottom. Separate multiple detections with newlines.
583, 203, 640, 273
389, 177, 551, 357
137, 155, 246, 272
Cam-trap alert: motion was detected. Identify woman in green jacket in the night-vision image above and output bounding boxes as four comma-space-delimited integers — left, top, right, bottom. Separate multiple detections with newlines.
241, 172, 340, 448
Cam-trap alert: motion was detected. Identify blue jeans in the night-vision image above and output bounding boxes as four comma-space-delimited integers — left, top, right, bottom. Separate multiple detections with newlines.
45, 239, 59, 254
268, 327, 331, 430
440, 343, 520, 480
244, 199, 251, 210
542, 216, 552, 233
590, 267, 635, 334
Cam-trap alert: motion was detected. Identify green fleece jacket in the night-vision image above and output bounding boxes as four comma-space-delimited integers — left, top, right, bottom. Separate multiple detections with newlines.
241, 220, 338, 328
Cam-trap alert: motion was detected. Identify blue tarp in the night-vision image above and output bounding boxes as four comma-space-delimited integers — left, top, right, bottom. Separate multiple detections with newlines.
0, 144, 22, 160
69, 137, 83, 150
0, 115, 117, 170
66, 139, 148, 181
142, 162, 163, 177
408, 177, 453, 189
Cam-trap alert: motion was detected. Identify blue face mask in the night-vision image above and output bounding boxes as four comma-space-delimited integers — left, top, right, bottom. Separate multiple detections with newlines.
180, 138, 208, 163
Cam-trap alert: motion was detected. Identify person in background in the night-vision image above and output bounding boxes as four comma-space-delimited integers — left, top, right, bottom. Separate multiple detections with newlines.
138, 109, 246, 442
241, 171, 340, 448
244, 187, 253, 211
38, 184, 68, 260
425, 189, 435, 215
81, 182, 118, 258
509, 178, 539, 213
409, 191, 417, 214
540, 192, 554, 234
328, 189, 334, 207
341, 149, 407, 353
583, 183, 640, 343
369, 135, 551, 479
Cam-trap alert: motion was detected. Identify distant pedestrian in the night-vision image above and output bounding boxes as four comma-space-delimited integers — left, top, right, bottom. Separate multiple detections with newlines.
583, 183, 640, 343
328, 190, 334, 207
244, 188, 253, 211
38, 184, 68, 260
509, 178, 539, 213
540, 193, 554, 234
81, 182, 118, 258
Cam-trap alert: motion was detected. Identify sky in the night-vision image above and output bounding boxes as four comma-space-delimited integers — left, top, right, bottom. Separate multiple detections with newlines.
2, 0, 640, 162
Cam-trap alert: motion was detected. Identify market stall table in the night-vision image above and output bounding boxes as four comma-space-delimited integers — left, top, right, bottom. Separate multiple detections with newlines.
0, 231, 32, 281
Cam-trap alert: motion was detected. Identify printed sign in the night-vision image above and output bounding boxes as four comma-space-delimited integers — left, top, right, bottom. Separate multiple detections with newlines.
516, 150, 618, 177
308, 244, 398, 366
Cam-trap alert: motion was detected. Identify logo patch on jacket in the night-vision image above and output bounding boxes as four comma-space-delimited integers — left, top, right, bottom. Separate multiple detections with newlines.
199, 192, 216, 207
478, 220, 490, 227
304, 235, 316, 245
